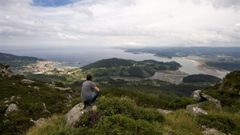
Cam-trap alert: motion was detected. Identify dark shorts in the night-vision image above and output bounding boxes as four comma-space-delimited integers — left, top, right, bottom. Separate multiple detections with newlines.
83, 91, 100, 105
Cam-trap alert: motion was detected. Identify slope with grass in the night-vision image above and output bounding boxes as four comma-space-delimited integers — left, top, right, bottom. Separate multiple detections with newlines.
0, 66, 79, 135
26, 71, 240, 135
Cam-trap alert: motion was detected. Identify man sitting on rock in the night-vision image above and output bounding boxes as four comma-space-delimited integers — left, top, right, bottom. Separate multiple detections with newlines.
81, 74, 100, 108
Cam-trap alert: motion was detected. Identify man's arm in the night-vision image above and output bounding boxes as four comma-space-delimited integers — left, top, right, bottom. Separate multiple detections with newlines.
93, 86, 100, 92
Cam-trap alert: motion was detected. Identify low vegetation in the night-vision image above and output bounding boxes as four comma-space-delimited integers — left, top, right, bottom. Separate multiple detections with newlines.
0, 75, 78, 135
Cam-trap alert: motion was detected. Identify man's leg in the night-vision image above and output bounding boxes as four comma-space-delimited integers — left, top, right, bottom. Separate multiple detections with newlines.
90, 91, 100, 103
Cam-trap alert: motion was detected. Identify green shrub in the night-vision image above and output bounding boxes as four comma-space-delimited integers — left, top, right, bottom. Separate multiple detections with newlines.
167, 97, 194, 110
76, 111, 101, 128
97, 97, 164, 122
93, 114, 162, 135
1, 112, 33, 135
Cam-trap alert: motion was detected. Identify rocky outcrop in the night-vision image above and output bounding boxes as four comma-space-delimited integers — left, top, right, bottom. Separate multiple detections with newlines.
186, 104, 208, 116
5, 103, 19, 116
65, 103, 97, 127
0, 64, 13, 78
192, 90, 203, 101
192, 90, 222, 109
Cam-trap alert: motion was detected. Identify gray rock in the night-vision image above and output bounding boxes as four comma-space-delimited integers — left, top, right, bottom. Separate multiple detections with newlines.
34, 86, 40, 90
201, 93, 222, 109
186, 104, 208, 116
42, 103, 50, 113
5, 103, 19, 116
31, 118, 47, 127
21, 79, 35, 84
192, 90, 222, 109
192, 90, 203, 101
157, 108, 173, 114
202, 128, 226, 135
55, 87, 71, 91
0, 64, 13, 78
65, 103, 97, 127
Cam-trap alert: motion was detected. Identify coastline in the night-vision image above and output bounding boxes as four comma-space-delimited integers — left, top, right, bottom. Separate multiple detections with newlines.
184, 56, 229, 78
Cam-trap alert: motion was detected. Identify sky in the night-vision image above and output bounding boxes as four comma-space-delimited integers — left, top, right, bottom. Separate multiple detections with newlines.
0, 0, 240, 48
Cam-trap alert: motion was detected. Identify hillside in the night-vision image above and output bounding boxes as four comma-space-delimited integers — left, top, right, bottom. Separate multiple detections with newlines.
205, 71, 240, 112
82, 58, 181, 78
1, 63, 240, 135
0, 64, 79, 135
26, 71, 240, 135
0, 52, 43, 69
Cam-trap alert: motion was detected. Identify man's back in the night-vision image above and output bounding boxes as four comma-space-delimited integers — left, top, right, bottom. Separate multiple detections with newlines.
81, 80, 96, 102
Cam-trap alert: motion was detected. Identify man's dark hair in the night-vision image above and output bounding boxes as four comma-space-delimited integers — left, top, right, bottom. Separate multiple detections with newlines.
86, 74, 92, 81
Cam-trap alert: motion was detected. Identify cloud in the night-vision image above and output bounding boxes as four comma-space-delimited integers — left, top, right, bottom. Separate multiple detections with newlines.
0, 0, 240, 48
209, 0, 240, 9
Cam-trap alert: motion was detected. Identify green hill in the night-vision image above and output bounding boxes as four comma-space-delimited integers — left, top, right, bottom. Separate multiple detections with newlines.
82, 58, 181, 78
183, 74, 221, 84
82, 58, 135, 69
205, 71, 240, 112
0, 52, 43, 68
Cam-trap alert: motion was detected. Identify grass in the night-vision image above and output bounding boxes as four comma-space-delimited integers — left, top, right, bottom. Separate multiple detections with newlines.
196, 111, 240, 135
163, 110, 202, 135
0, 77, 78, 135
27, 115, 87, 135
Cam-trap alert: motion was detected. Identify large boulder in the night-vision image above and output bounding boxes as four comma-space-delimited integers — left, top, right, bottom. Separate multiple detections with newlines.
65, 103, 97, 127
192, 90, 222, 109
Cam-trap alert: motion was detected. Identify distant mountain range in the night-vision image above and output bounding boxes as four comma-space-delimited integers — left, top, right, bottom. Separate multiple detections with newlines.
126, 47, 240, 71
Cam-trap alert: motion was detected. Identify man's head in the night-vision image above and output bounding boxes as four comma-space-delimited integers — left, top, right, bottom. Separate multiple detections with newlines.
86, 74, 92, 81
